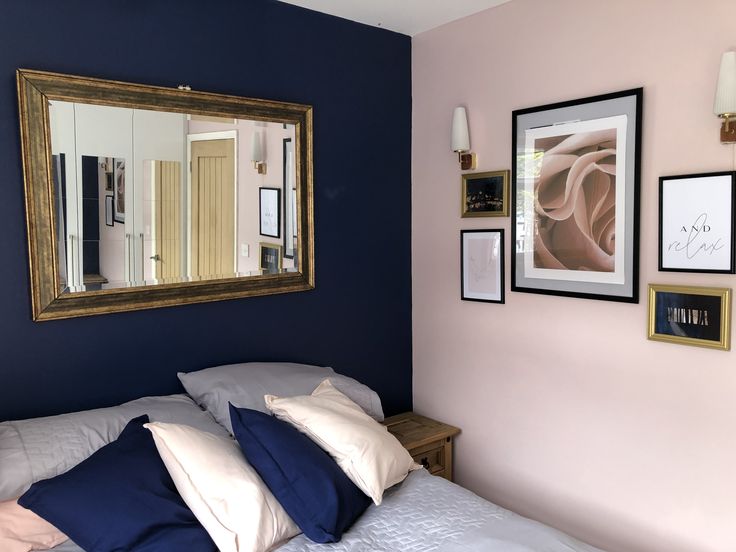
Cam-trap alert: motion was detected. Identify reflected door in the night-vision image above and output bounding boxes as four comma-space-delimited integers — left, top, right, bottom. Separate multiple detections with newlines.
152, 161, 183, 282
190, 138, 236, 279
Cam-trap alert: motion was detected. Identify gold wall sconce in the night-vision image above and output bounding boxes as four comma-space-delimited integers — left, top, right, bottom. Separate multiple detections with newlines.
451, 106, 476, 170
714, 51, 736, 144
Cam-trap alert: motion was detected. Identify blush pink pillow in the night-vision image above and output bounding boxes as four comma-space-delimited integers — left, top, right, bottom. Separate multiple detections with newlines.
0, 499, 67, 552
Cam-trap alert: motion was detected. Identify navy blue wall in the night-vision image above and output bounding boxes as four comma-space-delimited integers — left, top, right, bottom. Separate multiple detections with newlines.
0, 0, 412, 421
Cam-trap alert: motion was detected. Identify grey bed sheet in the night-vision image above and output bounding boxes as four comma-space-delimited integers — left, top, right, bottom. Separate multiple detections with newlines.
52, 470, 603, 552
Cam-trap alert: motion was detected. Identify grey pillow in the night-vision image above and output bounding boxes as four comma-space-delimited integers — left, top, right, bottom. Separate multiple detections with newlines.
0, 394, 228, 502
178, 362, 384, 433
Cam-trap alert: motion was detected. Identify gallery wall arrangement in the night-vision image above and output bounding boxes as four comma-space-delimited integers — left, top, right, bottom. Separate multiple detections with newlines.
414, 2, 736, 550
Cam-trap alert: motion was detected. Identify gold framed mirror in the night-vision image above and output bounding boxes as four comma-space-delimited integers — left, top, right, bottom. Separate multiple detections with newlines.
17, 69, 314, 321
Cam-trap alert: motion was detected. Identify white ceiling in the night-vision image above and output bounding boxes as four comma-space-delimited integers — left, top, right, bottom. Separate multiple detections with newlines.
278, 0, 513, 36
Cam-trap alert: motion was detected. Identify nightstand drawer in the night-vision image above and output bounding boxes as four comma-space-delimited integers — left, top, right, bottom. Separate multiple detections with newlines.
410, 440, 445, 476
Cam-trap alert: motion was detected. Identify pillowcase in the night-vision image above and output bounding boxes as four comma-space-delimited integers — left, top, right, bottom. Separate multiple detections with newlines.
18, 415, 216, 552
0, 499, 67, 552
229, 404, 371, 543
178, 362, 384, 434
265, 379, 419, 505
0, 394, 228, 501
145, 421, 299, 552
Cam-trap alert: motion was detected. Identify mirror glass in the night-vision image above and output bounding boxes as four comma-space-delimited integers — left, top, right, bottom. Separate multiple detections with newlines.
49, 101, 298, 293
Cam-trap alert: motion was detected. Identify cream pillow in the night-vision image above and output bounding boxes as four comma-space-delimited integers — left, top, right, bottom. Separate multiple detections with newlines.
265, 379, 419, 505
0, 499, 67, 552
144, 422, 299, 552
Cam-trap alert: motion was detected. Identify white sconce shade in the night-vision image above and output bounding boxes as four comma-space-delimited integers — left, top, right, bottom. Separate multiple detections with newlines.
714, 51, 736, 116
251, 131, 263, 162
714, 51, 736, 144
451, 106, 470, 152
251, 130, 267, 174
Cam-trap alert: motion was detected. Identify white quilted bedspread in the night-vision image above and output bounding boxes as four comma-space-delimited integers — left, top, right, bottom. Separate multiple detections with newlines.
276, 469, 603, 552
52, 469, 603, 552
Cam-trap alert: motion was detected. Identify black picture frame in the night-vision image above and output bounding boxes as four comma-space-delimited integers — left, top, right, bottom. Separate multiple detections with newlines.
461, 229, 505, 304
104, 195, 114, 227
511, 88, 642, 303
259, 187, 281, 239
113, 158, 125, 224
658, 171, 736, 274
283, 138, 295, 259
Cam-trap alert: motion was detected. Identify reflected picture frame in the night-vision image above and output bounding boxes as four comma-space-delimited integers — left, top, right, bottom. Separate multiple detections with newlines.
658, 171, 736, 273
461, 229, 505, 304
512, 88, 642, 303
259, 242, 283, 273
461, 170, 509, 217
113, 159, 125, 223
104, 195, 114, 227
259, 187, 281, 239
648, 284, 731, 351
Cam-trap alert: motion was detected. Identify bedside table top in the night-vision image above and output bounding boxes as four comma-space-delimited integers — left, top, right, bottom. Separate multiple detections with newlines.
383, 412, 460, 450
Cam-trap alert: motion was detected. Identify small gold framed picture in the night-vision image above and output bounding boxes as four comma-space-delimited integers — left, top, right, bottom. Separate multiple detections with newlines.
259, 242, 283, 274
647, 284, 731, 351
461, 170, 510, 217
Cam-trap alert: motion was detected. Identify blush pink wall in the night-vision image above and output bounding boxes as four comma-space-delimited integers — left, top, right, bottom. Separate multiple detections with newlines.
412, 1, 736, 551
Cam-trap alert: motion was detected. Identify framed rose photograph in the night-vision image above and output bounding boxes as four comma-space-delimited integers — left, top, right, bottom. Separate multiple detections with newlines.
659, 171, 736, 273
648, 284, 731, 351
512, 88, 642, 302
461, 170, 509, 217
461, 229, 504, 303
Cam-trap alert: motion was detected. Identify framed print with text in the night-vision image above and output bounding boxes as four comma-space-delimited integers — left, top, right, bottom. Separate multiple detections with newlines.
461, 229, 504, 303
512, 88, 642, 302
659, 171, 736, 273
648, 284, 731, 351
259, 187, 281, 238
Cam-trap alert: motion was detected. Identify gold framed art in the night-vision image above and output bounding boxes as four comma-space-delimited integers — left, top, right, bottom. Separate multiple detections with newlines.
461, 170, 509, 217
647, 284, 731, 351
259, 242, 283, 273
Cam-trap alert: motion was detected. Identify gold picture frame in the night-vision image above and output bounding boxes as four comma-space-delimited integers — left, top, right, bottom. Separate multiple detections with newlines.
461, 170, 509, 217
647, 284, 731, 351
259, 242, 283, 273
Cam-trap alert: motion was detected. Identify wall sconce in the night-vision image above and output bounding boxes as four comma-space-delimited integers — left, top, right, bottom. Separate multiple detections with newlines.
714, 51, 736, 144
251, 131, 267, 174
451, 106, 476, 170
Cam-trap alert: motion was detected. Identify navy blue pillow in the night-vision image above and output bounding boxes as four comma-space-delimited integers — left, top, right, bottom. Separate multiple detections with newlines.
229, 404, 371, 543
18, 415, 216, 552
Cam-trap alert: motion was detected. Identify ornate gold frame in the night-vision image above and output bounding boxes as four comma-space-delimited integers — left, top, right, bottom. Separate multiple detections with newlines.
647, 284, 731, 351
17, 69, 314, 321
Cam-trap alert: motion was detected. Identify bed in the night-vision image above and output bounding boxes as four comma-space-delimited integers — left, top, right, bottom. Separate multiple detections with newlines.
0, 362, 603, 552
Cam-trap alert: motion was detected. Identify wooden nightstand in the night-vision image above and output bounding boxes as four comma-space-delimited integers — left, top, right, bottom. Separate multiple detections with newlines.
383, 412, 460, 481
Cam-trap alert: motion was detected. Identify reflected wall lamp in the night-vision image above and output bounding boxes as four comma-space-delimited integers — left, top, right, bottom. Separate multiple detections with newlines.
714, 51, 736, 144
451, 106, 476, 170
251, 130, 267, 174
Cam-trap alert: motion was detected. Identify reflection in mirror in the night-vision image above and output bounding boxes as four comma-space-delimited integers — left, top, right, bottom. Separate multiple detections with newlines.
48, 101, 298, 293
